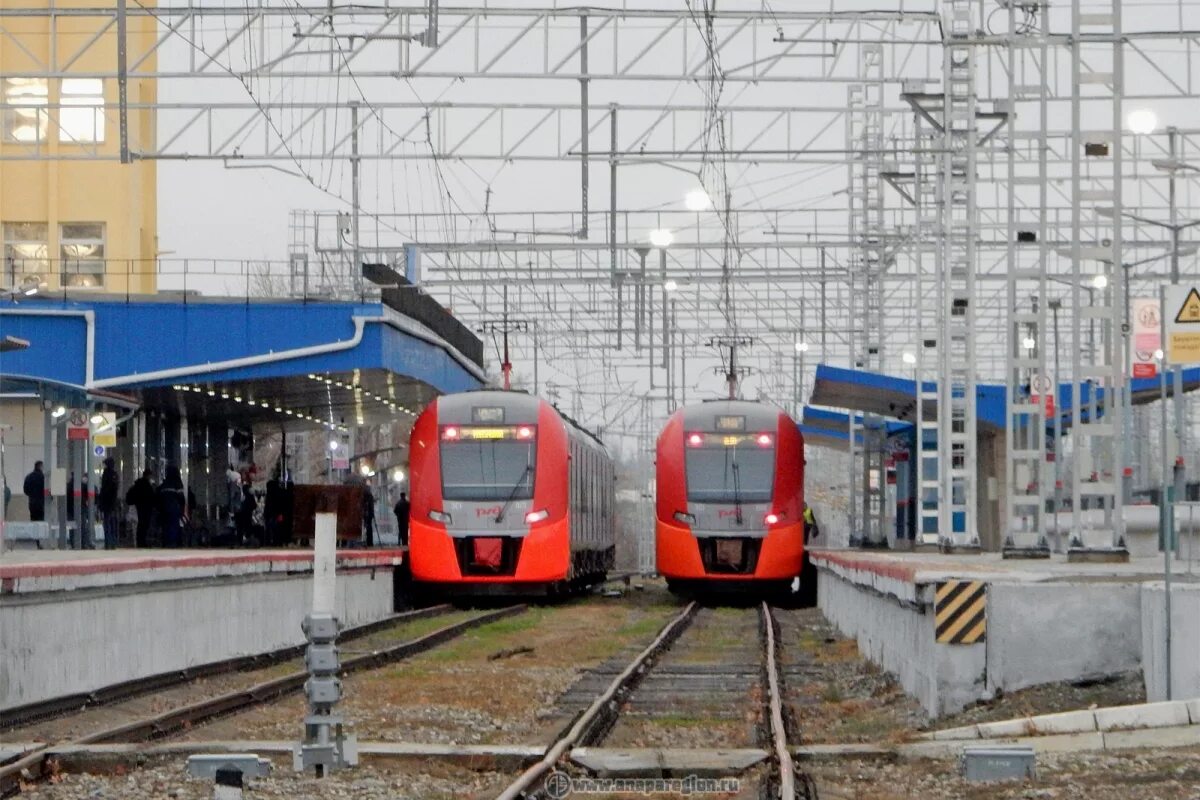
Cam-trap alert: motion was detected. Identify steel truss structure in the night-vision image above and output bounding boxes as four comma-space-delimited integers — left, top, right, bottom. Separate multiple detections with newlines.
5, 1, 1200, 544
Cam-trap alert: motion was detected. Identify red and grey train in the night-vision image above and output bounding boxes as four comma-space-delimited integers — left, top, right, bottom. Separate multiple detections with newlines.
656, 400, 807, 595
408, 390, 615, 594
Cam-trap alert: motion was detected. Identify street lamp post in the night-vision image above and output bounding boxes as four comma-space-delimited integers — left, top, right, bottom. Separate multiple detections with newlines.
1049, 298, 1064, 552
794, 340, 809, 418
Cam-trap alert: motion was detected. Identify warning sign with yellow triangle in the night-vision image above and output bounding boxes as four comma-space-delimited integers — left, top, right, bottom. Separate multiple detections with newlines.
1175, 288, 1200, 324
1166, 285, 1200, 365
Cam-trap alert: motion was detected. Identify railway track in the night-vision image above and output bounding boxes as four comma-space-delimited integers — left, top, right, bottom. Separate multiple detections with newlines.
0, 604, 525, 798
495, 602, 818, 799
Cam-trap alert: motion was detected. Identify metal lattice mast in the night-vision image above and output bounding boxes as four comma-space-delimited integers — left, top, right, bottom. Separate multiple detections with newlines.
939, 0, 980, 548
911, 106, 943, 547
1069, 0, 1126, 554
846, 43, 886, 546
1002, 2, 1050, 553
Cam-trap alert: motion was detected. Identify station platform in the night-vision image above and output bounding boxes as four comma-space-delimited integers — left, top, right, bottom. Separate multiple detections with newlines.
0, 548, 406, 713
809, 548, 1200, 718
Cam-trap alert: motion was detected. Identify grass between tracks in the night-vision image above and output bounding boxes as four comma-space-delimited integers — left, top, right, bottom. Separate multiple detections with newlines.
182, 588, 683, 745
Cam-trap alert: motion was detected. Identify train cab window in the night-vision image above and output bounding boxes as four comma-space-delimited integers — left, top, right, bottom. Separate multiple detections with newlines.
685, 435, 775, 504
441, 431, 536, 501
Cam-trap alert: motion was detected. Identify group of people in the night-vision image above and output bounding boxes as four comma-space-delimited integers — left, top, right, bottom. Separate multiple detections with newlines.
21, 459, 194, 548
224, 465, 296, 546
19, 458, 411, 550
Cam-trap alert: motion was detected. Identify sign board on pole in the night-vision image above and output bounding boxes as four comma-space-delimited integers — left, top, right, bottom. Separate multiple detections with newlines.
1165, 285, 1200, 366
66, 409, 90, 441
1131, 297, 1161, 378
93, 444, 106, 458
91, 412, 117, 448
1030, 374, 1055, 417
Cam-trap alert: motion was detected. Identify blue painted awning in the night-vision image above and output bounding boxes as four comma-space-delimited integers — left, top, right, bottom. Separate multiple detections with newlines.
0, 298, 485, 424
808, 362, 1200, 434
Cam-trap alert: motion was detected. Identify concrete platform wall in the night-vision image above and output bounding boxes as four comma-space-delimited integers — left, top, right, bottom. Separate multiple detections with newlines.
0, 568, 394, 711
1141, 583, 1200, 702
818, 569, 985, 716
987, 582, 1143, 695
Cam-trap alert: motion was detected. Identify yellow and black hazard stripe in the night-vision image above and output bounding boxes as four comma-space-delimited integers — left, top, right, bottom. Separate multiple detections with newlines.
934, 580, 986, 644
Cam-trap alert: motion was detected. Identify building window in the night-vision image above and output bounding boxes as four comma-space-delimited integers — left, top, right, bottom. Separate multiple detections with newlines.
59, 79, 105, 144
60, 223, 105, 288
3, 222, 49, 289
1, 78, 48, 144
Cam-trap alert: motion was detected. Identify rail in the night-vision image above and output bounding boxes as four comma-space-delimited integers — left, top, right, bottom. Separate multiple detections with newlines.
0, 604, 525, 797
494, 601, 699, 800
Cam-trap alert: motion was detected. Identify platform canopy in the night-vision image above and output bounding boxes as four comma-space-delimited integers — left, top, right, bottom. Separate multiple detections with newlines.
801, 406, 912, 452
808, 363, 1200, 435
0, 293, 486, 430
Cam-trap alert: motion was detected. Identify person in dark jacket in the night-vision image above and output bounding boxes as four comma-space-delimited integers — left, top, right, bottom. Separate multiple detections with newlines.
393, 491, 410, 547
98, 457, 120, 549
23, 461, 45, 522
362, 484, 376, 547
79, 474, 93, 548
125, 469, 156, 547
235, 487, 257, 546
157, 465, 186, 548
264, 477, 285, 547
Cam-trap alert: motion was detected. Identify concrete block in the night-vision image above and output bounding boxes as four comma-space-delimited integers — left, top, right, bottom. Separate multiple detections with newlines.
987, 582, 1141, 695
1187, 699, 1200, 725
1103, 726, 1200, 751
1025, 709, 1097, 736
928, 725, 980, 741
570, 748, 767, 778
975, 718, 1036, 739
1094, 701, 1191, 732
1140, 583, 1200, 702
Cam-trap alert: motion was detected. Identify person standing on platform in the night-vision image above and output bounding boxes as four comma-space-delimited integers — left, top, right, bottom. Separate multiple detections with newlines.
362, 483, 376, 547
393, 491, 410, 547
79, 474, 93, 548
264, 475, 284, 546
23, 461, 45, 522
158, 465, 186, 548
803, 502, 820, 544
98, 457, 120, 549
126, 469, 156, 547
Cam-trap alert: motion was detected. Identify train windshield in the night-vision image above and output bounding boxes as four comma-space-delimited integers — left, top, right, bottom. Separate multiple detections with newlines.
440, 428, 536, 501
685, 434, 775, 504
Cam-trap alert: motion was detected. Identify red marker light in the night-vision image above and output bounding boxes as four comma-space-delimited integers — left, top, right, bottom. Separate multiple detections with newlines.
757, 433, 773, 447
687, 433, 704, 447
765, 512, 781, 525
517, 426, 534, 440
443, 426, 459, 440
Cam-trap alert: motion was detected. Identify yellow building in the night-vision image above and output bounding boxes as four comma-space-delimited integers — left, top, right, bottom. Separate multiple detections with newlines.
0, 0, 157, 295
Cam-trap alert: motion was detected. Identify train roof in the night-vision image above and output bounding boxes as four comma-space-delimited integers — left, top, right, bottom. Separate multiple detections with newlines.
678, 398, 798, 429
435, 389, 607, 451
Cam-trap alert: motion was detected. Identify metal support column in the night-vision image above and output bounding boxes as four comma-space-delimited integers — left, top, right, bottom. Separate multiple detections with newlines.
847, 43, 887, 547
1002, 2, 1050, 557
1068, 0, 1127, 560
939, 0, 980, 549
909, 97, 942, 548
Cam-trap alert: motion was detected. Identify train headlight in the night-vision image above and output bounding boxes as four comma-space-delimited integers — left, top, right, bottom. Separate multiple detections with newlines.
673, 511, 697, 525
524, 508, 550, 524
428, 509, 452, 524
764, 512, 782, 526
